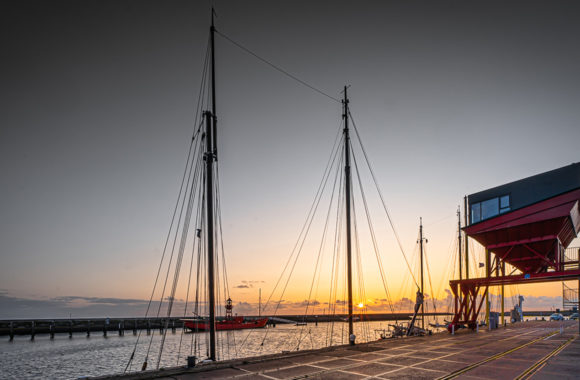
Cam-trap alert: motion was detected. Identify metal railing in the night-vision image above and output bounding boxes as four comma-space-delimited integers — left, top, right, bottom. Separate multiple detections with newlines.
564, 246, 579, 263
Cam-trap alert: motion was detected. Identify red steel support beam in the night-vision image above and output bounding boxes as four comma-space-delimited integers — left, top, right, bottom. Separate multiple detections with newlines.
450, 269, 580, 287
487, 235, 558, 250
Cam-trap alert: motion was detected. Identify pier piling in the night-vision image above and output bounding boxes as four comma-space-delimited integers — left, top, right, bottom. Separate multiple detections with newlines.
9, 322, 14, 341
87, 320, 91, 337
30, 321, 35, 340
50, 321, 55, 339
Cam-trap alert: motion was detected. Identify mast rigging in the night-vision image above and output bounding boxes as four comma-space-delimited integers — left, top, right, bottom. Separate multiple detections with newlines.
207, 8, 217, 361
342, 86, 354, 344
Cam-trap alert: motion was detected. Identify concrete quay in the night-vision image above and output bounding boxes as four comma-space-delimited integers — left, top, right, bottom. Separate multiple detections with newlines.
98, 320, 579, 380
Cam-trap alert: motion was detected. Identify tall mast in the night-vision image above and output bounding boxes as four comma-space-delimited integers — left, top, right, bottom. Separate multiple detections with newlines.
210, 8, 217, 159
205, 111, 216, 361
342, 86, 354, 344
458, 207, 462, 281
463, 197, 469, 279
419, 218, 425, 330
207, 8, 217, 361
464, 196, 469, 314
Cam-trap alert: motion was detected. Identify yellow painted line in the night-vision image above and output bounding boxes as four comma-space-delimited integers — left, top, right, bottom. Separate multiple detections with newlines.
513, 335, 576, 380
437, 331, 559, 380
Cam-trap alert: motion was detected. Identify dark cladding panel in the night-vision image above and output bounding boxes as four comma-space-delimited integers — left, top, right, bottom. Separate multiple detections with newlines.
468, 163, 580, 225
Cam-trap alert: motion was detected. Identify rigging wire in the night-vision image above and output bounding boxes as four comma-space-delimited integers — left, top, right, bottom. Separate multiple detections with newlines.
296, 142, 344, 347
124, 119, 205, 373
261, 122, 343, 313
177, 158, 205, 365
125, 31, 212, 372
214, 29, 340, 103
348, 111, 419, 289
261, 132, 345, 347
422, 243, 438, 316
350, 142, 396, 315
155, 122, 205, 368
327, 151, 345, 346
235, 121, 344, 353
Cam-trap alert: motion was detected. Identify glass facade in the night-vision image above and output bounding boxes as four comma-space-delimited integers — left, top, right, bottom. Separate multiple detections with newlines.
470, 194, 510, 224
481, 198, 499, 220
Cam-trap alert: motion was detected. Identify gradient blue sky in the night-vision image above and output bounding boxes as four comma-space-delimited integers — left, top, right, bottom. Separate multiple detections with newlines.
1, 1, 579, 317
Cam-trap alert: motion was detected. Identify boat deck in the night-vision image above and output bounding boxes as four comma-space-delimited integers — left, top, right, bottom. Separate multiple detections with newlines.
100, 320, 579, 380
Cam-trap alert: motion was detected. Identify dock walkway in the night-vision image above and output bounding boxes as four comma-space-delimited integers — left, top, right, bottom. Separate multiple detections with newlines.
99, 320, 579, 380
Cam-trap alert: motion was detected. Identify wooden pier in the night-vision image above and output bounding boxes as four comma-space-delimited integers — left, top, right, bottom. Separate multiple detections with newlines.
0, 317, 183, 339
0, 313, 455, 339
95, 320, 579, 380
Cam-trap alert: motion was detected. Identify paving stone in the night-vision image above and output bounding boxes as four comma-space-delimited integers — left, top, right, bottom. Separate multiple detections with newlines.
378, 355, 425, 366
377, 367, 446, 379
412, 359, 467, 372
348, 352, 391, 361
324, 349, 361, 357
346, 362, 402, 376
262, 364, 321, 379
409, 350, 451, 359
173, 367, 245, 379
310, 358, 360, 369
286, 354, 335, 365
308, 370, 366, 379
235, 359, 295, 372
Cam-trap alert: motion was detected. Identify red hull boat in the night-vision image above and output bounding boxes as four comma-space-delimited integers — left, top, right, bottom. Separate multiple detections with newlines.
183, 316, 268, 331
183, 298, 268, 331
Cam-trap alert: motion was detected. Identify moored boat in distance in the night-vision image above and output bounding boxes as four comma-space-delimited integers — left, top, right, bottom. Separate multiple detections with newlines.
183, 317, 268, 331
182, 298, 268, 331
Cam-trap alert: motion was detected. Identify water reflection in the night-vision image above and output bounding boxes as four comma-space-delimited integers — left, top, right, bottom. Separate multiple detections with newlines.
0, 319, 448, 380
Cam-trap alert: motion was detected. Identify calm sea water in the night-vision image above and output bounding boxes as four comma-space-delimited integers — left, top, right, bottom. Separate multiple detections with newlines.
0, 320, 447, 379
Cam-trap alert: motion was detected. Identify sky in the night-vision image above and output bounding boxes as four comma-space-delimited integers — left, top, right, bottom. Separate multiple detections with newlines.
1, 0, 579, 318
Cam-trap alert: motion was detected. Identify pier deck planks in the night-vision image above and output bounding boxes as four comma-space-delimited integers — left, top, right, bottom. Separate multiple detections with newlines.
97, 320, 579, 380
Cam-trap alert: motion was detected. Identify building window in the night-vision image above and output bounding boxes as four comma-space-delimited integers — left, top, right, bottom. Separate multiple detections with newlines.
471, 203, 481, 224
500, 195, 510, 213
481, 198, 499, 220
470, 194, 511, 224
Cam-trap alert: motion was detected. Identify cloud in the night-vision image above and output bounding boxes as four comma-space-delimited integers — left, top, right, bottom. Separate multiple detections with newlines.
231, 301, 254, 315
235, 280, 266, 289
0, 293, 189, 319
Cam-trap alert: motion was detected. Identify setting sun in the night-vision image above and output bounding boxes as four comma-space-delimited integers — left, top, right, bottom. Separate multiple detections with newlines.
357, 303, 364, 308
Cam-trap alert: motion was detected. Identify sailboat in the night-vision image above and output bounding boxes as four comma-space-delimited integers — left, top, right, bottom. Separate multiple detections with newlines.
179, 10, 268, 342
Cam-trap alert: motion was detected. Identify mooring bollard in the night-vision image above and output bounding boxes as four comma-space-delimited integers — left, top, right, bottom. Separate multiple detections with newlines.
30, 321, 35, 340
147, 319, 151, 335
87, 320, 91, 337
118, 321, 123, 336
133, 319, 137, 335
172, 320, 176, 333
9, 322, 14, 341
187, 356, 197, 368
349, 333, 356, 346
69, 320, 73, 338
103, 318, 110, 337
50, 321, 55, 339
